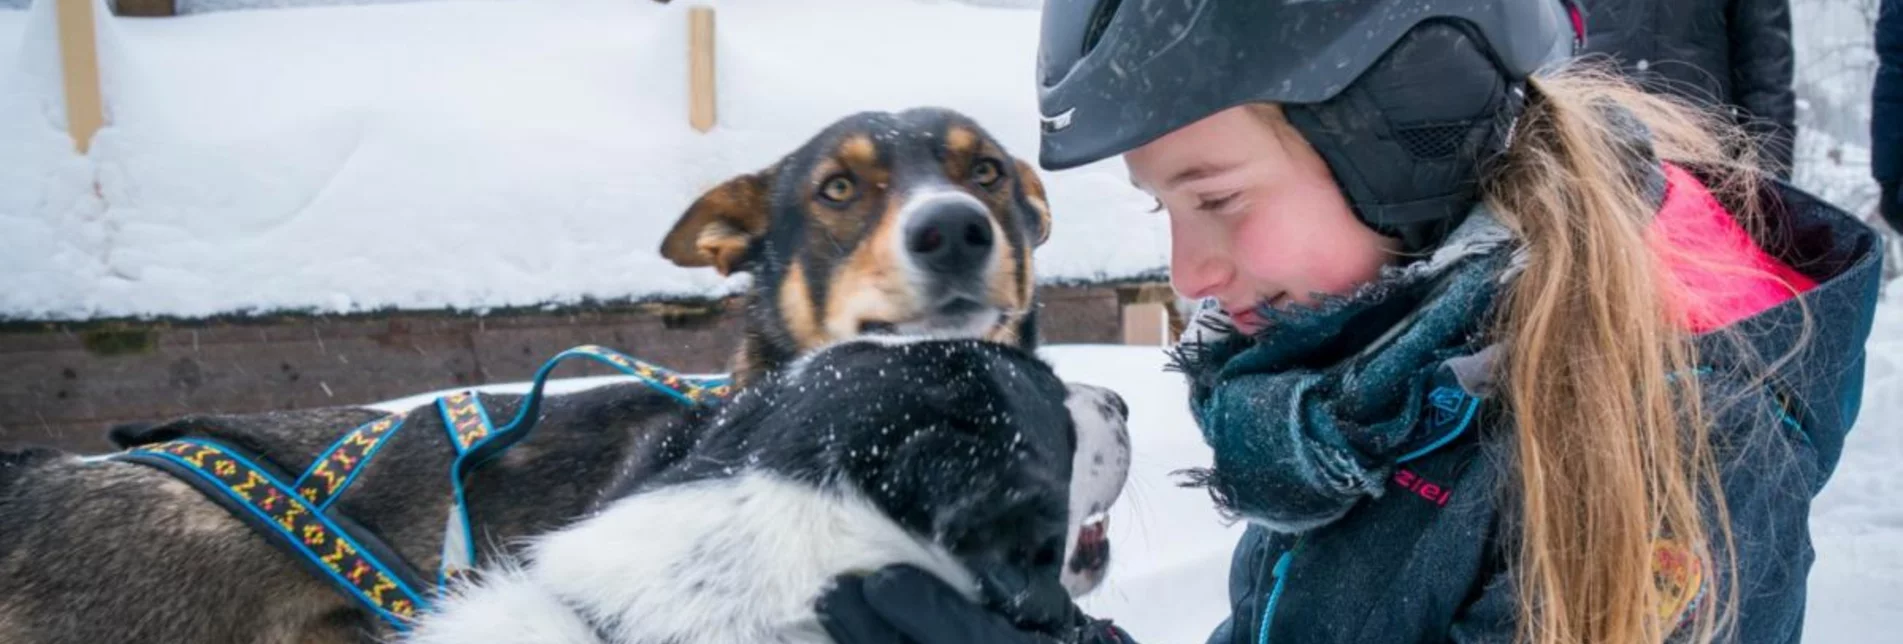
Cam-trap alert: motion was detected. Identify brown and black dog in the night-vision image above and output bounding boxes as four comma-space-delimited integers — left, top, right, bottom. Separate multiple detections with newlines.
661, 107, 1051, 384
0, 108, 1123, 644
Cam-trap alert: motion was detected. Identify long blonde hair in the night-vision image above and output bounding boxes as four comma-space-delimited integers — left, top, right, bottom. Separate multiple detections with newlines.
1482, 63, 1796, 643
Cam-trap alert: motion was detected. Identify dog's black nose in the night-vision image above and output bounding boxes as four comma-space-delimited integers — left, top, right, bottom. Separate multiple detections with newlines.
905, 201, 994, 275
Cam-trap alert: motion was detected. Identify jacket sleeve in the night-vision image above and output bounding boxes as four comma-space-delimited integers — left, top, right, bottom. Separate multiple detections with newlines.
1727, 0, 1798, 178
1699, 377, 1821, 643
1204, 527, 1269, 644
1875, 0, 1903, 184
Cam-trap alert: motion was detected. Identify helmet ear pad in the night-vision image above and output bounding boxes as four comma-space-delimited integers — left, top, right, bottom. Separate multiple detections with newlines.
1284, 20, 1526, 250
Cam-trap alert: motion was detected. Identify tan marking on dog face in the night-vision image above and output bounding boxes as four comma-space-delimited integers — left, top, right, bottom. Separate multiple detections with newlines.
823, 193, 916, 340
778, 261, 824, 351
840, 134, 878, 170
945, 126, 978, 160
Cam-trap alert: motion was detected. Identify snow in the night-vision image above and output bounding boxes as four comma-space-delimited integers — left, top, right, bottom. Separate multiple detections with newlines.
0, 0, 1164, 321
364, 308, 1903, 641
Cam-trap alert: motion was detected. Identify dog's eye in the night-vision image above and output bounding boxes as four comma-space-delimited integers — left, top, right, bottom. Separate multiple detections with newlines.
970, 159, 1004, 188
819, 174, 857, 204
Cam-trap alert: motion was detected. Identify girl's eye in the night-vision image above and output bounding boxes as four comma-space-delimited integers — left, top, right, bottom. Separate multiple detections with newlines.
1198, 192, 1240, 212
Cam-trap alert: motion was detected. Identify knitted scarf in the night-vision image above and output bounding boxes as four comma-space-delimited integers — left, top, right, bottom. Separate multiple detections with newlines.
1168, 208, 1523, 533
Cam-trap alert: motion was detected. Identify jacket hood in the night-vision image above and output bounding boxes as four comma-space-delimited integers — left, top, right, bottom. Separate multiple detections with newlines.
1694, 177, 1887, 478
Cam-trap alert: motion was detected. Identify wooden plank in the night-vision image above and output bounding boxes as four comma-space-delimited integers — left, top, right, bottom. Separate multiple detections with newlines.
688, 6, 717, 132
0, 284, 1159, 453
111, 0, 177, 17
56, 0, 106, 153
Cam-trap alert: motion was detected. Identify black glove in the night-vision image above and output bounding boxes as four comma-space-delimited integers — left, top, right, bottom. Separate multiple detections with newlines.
816, 565, 1134, 644
1881, 180, 1903, 235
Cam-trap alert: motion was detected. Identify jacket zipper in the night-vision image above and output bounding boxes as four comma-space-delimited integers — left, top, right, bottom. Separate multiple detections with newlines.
1256, 537, 1304, 644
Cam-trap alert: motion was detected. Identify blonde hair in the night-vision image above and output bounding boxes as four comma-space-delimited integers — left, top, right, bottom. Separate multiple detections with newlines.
1481, 62, 1799, 643
1242, 58, 1798, 642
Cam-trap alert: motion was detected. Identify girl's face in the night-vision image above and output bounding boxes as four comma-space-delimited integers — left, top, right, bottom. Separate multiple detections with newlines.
1124, 104, 1400, 334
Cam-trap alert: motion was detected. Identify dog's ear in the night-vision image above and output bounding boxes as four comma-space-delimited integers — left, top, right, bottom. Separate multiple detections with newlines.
106, 419, 192, 448
1014, 159, 1051, 247
661, 165, 779, 276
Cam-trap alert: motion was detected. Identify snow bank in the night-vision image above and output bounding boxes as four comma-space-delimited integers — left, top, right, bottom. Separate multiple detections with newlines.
0, 0, 1164, 321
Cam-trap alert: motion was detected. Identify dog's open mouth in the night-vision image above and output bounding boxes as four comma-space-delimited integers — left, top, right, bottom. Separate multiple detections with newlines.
1068, 511, 1111, 575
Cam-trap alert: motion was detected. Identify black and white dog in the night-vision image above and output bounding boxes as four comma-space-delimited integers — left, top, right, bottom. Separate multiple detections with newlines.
398, 337, 1131, 644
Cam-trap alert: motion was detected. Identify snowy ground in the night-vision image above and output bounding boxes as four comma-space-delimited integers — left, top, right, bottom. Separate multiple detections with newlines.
366, 287, 1903, 642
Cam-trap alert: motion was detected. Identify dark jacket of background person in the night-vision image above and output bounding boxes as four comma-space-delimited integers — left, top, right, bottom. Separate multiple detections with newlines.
1580, 0, 1798, 177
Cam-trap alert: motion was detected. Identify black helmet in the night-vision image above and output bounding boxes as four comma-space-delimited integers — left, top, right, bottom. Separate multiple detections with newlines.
1036, 0, 1582, 248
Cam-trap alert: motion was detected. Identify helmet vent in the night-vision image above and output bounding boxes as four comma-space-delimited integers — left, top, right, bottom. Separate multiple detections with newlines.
1080, 0, 1123, 57
1395, 123, 1471, 160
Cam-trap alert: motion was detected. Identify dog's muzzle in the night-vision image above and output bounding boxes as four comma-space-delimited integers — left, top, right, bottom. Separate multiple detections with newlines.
1060, 383, 1132, 597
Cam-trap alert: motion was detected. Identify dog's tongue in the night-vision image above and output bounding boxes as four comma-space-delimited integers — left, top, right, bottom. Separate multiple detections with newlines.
1069, 514, 1111, 573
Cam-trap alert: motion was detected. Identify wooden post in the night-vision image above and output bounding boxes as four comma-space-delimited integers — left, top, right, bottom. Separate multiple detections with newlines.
688, 6, 717, 133
1121, 301, 1169, 346
1118, 283, 1177, 346
56, 0, 106, 154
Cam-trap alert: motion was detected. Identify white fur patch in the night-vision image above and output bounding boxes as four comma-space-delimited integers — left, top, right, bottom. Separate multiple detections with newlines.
399, 472, 975, 644
1060, 383, 1131, 595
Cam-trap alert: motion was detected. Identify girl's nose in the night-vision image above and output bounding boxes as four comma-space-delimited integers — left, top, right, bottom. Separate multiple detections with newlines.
1168, 216, 1233, 301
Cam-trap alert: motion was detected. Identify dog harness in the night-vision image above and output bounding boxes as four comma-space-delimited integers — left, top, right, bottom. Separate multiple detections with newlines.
103, 345, 734, 629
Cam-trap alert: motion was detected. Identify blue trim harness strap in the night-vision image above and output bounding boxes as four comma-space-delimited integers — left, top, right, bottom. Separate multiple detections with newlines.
436, 390, 493, 585
296, 413, 410, 511
111, 438, 429, 626
102, 345, 733, 630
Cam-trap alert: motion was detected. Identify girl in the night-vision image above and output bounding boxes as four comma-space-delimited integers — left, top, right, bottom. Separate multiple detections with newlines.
818, 1, 1886, 643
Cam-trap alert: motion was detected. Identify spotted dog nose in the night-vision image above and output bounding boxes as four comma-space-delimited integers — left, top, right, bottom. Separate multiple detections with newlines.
905, 201, 994, 276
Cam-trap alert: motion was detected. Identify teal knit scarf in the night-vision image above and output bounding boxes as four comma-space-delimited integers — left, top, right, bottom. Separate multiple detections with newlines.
1168, 209, 1522, 532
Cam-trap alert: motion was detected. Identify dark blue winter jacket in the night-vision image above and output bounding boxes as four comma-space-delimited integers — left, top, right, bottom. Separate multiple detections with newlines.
1878, 0, 1902, 184
1201, 177, 1885, 644
1875, 0, 1903, 231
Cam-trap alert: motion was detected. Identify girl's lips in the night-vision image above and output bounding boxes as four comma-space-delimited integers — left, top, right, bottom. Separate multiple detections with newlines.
1228, 308, 1265, 332
1225, 294, 1285, 333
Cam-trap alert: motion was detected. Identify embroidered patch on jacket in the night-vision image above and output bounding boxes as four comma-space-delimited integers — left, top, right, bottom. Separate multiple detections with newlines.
1653, 538, 1707, 633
